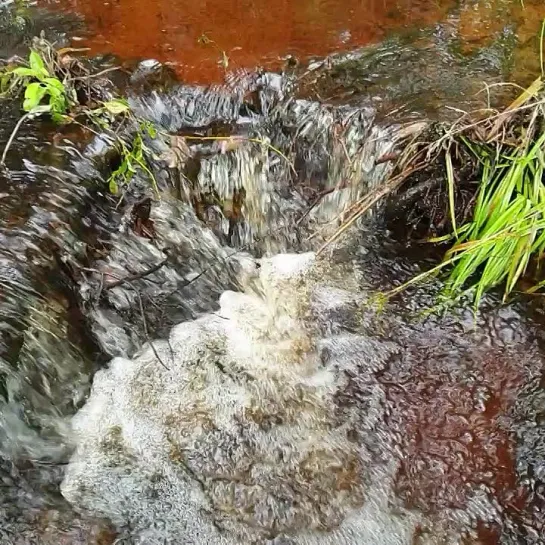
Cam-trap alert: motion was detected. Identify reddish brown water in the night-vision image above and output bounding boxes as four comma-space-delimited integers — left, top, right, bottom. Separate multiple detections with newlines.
39, 0, 457, 82
383, 346, 525, 507
372, 307, 543, 544
37, 0, 545, 85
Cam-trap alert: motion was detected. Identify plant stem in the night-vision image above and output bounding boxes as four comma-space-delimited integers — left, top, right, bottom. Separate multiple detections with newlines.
1, 111, 32, 166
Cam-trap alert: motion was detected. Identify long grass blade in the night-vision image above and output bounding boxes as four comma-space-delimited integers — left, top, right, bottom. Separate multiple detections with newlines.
445, 147, 458, 238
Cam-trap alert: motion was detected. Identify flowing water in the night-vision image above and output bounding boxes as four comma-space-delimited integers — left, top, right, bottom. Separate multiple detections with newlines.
1, 1, 545, 544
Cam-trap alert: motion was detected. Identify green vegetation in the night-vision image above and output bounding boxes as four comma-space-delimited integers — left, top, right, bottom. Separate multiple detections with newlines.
1, 49, 74, 120
312, 15, 545, 311
108, 120, 159, 197
0, 39, 293, 205
0, 40, 159, 197
349, 83, 545, 315
319, 76, 545, 310
443, 114, 545, 306
4, 37, 545, 312
382, 80, 545, 309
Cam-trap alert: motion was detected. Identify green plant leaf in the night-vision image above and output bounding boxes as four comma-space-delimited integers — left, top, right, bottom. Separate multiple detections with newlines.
49, 93, 68, 115
103, 99, 130, 115
23, 82, 46, 111
43, 77, 65, 92
29, 50, 49, 79
109, 178, 119, 194
0, 73, 15, 94
144, 123, 157, 138
445, 147, 458, 238
11, 67, 38, 78
51, 112, 71, 124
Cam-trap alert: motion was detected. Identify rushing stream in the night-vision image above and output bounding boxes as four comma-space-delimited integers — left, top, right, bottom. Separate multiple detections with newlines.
1, 1, 545, 544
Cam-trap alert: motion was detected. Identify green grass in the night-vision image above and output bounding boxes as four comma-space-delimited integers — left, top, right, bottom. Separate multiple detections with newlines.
383, 86, 545, 310
317, 20, 545, 311
444, 125, 545, 308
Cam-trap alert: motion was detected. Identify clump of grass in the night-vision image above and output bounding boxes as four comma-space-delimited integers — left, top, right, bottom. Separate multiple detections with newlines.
318, 75, 545, 310
384, 79, 545, 309
443, 115, 545, 307
315, 16, 545, 312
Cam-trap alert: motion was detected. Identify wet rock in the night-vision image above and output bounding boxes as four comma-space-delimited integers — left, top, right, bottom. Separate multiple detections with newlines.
0, 114, 116, 545
0, 155, 107, 463
1, 21, 544, 545
0, 456, 116, 545
0, 4, 78, 60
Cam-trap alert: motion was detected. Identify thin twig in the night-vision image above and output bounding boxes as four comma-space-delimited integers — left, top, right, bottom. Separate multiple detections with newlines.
97, 270, 105, 303
68, 118, 107, 139
451, 97, 545, 142
67, 66, 121, 82
316, 163, 427, 256
135, 288, 170, 370
183, 135, 297, 175
296, 181, 349, 226
305, 146, 429, 243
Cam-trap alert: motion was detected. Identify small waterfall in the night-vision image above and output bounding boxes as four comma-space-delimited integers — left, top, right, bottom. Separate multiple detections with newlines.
1, 6, 545, 543
62, 237, 545, 544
